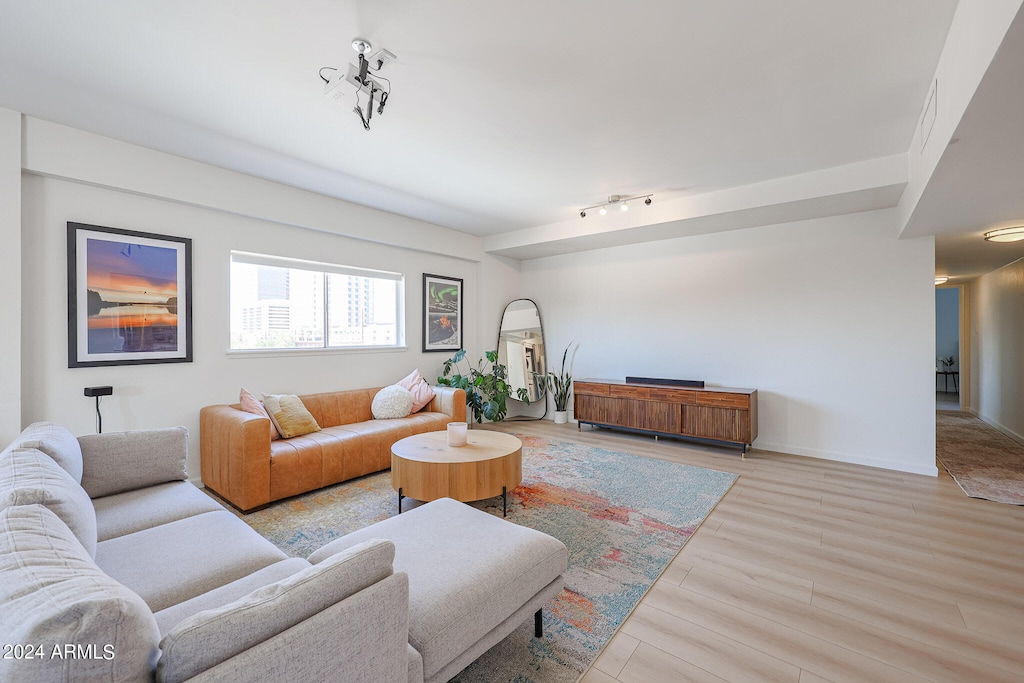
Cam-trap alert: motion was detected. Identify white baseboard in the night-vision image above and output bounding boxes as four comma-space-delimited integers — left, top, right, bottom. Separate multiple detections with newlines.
753, 440, 939, 477
975, 413, 1024, 447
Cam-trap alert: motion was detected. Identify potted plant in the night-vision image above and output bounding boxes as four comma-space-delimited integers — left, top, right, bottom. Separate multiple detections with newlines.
546, 342, 578, 424
940, 355, 956, 371
438, 349, 530, 423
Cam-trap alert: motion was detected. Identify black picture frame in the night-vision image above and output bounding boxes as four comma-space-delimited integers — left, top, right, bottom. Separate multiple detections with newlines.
422, 273, 463, 352
67, 222, 193, 368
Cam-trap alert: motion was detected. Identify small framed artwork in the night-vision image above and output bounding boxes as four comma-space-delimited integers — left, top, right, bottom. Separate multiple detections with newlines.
422, 273, 463, 352
67, 222, 193, 368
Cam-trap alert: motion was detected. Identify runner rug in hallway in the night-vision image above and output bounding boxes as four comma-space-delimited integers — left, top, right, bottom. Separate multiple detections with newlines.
236, 433, 738, 683
937, 411, 1024, 505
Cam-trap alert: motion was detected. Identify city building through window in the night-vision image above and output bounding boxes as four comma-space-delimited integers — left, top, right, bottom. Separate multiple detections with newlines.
230, 252, 403, 350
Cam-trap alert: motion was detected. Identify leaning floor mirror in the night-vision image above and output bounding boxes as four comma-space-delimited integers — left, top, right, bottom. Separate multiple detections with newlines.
497, 299, 547, 420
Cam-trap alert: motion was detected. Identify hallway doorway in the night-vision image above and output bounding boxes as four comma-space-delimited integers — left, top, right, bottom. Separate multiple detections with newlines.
935, 286, 961, 411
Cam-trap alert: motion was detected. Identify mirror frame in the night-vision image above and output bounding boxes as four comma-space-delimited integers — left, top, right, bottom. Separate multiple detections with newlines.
497, 298, 548, 420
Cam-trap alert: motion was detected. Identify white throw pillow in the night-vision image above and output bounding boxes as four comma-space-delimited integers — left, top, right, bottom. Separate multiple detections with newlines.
371, 385, 414, 419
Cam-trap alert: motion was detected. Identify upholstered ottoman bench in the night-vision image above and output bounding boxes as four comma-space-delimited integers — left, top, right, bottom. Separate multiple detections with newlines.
310, 497, 567, 683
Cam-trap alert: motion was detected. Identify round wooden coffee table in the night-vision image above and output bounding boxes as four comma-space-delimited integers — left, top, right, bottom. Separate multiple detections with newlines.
391, 430, 523, 516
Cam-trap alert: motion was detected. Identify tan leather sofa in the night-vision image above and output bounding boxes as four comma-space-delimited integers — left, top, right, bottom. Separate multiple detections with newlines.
200, 386, 466, 512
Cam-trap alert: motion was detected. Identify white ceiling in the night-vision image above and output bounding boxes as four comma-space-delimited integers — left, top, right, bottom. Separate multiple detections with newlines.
3, 1, 1021, 278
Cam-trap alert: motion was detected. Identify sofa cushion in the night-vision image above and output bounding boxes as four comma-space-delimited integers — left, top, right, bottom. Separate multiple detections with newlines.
157, 539, 397, 683
92, 480, 224, 542
299, 388, 376, 428
95, 510, 289, 612
240, 387, 280, 440
0, 504, 160, 682
309, 498, 568, 679
264, 393, 321, 438
153, 558, 311, 636
13, 421, 84, 483
79, 427, 188, 498
397, 369, 436, 412
0, 447, 98, 558
372, 385, 414, 419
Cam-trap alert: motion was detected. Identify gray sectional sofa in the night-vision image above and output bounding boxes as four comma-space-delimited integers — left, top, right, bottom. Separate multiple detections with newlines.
0, 422, 568, 682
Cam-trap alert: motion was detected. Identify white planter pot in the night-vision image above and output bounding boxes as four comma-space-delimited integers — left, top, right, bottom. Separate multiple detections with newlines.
553, 411, 568, 424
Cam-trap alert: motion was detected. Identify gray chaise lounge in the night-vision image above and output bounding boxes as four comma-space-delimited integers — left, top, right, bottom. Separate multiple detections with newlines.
0, 422, 567, 682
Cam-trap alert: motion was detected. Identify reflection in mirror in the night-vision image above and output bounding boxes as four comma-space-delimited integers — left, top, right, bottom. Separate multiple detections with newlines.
497, 299, 546, 405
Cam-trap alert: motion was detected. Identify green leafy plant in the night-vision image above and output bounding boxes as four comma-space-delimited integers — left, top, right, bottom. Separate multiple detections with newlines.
546, 342, 579, 412
438, 349, 530, 423
940, 355, 956, 370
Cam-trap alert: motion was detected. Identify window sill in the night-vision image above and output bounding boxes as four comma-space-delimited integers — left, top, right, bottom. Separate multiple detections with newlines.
226, 346, 409, 359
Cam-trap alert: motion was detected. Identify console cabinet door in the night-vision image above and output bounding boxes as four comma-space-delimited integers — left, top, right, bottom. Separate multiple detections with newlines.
636, 401, 681, 433
575, 394, 636, 428
683, 405, 749, 443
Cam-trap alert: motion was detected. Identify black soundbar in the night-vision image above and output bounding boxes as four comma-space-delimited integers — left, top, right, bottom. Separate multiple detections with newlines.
625, 377, 705, 388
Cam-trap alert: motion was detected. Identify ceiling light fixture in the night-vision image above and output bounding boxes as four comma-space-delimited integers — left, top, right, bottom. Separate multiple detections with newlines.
579, 194, 653, 218
319, 37, 397, 131
983, 226, 1024, 243
934, 276, 949, 285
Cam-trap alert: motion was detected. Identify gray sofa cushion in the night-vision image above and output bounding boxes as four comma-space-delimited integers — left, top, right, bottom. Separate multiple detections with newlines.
153, 558, 311, 636
407, 643, 425, 683
13, 421, 84, 483
157, 538, 398, 683
95, 510, 289, 612
93, 480, 224, 541
164, 573, 411, 683
0, 447, 98, 558
79, 426, 188, 498
309, 498, 568, 679
0, 504, 160, 682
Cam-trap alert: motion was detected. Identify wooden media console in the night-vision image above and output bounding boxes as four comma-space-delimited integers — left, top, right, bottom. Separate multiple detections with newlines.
573, 378, 758, 456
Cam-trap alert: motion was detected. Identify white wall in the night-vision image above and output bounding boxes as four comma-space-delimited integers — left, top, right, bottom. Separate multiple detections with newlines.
0, 108, 21, 443
521, 209, 938, 475
16, 120, 517, 479
971, 257, 1024, 443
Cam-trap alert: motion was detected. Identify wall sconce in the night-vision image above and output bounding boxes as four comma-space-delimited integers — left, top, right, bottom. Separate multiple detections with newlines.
579, 194, 653, 218
934, 276, 949, 285
84, 386, 113, 433
983, 226, 1024, 242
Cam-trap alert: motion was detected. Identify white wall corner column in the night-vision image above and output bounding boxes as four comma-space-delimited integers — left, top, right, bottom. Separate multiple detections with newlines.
0, 108, 22, 443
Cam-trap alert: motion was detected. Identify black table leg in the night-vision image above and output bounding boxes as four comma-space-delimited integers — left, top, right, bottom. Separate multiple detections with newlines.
502, 486, 508, 517
398, 487, 404, 515
535, 609, 543, 637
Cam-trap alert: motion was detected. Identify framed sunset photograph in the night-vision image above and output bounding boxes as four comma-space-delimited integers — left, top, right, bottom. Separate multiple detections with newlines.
67, 222, 193, 367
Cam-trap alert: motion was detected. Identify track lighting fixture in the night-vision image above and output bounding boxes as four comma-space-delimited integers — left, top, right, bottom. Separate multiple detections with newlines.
578, 194, 653, 218
320, 37, 397, 131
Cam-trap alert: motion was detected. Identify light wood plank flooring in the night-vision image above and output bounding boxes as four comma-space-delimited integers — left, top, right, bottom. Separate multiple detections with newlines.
488, 420, 1024, 683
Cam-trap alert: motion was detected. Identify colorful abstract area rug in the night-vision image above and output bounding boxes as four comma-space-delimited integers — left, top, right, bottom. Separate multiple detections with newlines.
237, 434, 738, 682
937, 411, 1024, 505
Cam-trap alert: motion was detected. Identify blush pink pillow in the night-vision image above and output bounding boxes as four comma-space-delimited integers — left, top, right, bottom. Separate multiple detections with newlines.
397, 370, 436, 413
239, 388, 280, 440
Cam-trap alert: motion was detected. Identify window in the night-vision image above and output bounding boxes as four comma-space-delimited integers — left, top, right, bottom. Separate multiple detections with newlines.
230, 252, 404, 350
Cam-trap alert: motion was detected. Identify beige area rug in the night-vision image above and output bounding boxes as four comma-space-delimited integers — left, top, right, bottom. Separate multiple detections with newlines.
936, 411, 1024, 505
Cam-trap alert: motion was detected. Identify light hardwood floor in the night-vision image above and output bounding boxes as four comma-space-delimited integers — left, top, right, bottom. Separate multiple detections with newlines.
488, 419, 1024, 683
